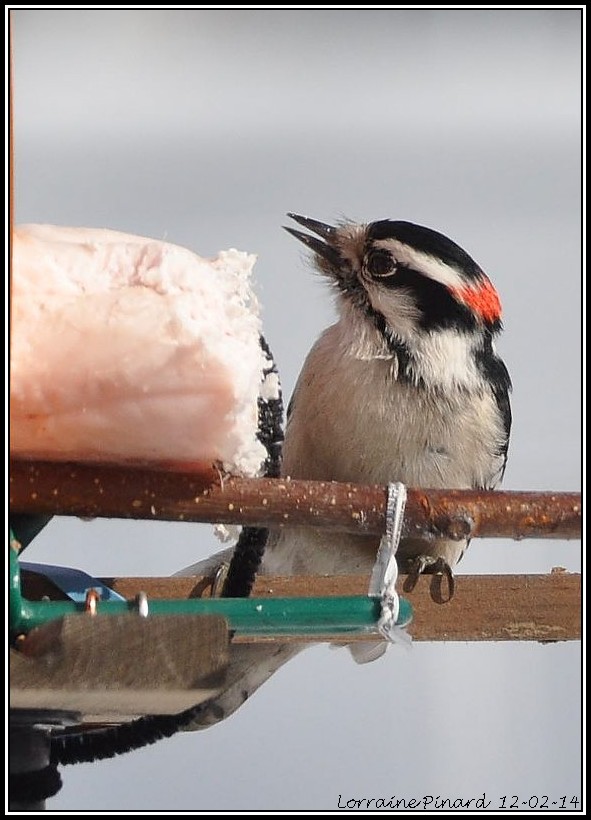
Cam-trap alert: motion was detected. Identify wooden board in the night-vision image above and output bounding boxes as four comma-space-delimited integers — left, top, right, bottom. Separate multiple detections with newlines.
10, 614, 229, 720
19, 571, 581, 643
107, 572, 581, 643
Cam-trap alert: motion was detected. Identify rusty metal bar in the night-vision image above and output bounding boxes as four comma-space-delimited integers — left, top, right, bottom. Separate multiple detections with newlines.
10, 459, 581, 541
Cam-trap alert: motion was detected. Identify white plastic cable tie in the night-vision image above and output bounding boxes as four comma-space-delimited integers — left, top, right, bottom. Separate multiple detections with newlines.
368, 481, 411, 646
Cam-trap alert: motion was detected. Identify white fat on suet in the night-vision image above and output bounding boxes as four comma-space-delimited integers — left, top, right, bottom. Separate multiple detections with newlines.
259, 370, 281, 401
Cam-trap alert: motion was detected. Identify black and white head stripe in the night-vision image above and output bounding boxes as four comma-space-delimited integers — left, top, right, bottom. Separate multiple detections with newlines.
367, 220, 484, 282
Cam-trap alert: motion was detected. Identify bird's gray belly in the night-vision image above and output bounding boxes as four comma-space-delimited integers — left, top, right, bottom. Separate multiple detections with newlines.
264, 364, 488, 576
282, 371, 494, 490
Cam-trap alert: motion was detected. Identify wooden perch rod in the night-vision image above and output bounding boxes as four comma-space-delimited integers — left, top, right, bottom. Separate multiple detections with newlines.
10, 459, 581, 541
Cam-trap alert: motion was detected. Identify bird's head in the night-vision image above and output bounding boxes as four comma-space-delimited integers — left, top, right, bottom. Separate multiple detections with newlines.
284, 214, 503, 363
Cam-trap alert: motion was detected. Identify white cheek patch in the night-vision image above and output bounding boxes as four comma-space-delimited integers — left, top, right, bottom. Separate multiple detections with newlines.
366, 283, 421, 340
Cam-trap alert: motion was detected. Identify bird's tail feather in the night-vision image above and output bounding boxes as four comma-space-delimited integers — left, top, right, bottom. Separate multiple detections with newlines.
181, 641, 305, 730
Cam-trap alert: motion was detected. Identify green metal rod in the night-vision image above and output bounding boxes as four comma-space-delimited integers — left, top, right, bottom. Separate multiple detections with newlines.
9, 546, 412, 639
10, 539, 34, 636
11, 595, 404, 636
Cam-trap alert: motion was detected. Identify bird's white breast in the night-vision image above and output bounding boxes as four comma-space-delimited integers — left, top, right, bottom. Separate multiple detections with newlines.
282, 321, 504, 490
263, 320, 505, 576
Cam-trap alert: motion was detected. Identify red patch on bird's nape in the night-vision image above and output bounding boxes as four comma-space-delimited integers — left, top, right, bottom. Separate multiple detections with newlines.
451, 277, 502, 324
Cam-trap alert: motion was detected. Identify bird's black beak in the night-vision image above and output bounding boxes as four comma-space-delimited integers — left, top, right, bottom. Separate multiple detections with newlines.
284, 213, 343, 270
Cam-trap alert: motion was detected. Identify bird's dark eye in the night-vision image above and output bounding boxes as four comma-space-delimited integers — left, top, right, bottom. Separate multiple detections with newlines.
366, 248, 396, 278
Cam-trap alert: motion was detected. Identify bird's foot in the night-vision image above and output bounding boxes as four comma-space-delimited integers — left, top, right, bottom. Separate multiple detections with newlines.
402, 555, 455, 603
210, 562, 230, 597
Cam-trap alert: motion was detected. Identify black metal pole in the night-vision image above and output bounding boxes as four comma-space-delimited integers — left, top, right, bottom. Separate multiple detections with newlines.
9, 722, 61, 811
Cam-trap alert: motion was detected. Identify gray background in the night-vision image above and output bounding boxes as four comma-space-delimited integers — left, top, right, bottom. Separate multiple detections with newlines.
10, 7, 582, 812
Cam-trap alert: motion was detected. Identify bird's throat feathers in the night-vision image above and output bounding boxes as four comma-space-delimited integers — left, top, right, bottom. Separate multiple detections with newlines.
335, 301, 490, 393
